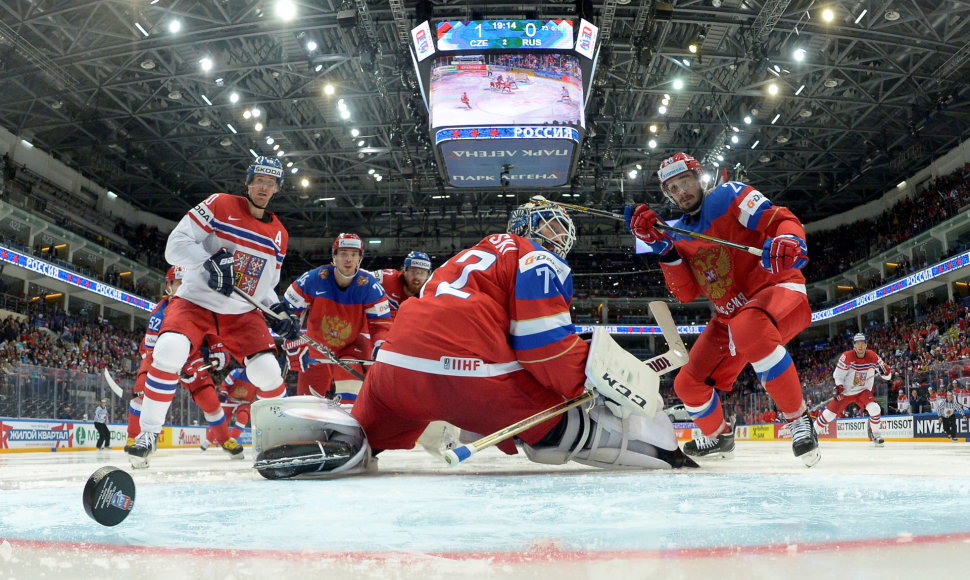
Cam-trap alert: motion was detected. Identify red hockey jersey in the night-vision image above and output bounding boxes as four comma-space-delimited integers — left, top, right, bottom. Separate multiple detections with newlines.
376, 233, 588, 400
659, 182, 806, 318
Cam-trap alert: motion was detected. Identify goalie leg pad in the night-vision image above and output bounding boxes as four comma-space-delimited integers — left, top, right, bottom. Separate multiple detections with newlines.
522, 399, 697, 470
585, 327, 665, 418
250, 396, 373, 478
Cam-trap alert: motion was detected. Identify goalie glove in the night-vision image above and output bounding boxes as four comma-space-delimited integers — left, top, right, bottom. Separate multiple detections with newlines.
204, 248, 235, 296
268, 302, 302, 340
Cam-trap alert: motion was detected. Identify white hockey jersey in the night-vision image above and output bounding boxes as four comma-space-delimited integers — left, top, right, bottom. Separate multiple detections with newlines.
833, 349, 891, 396
165, 193, 288, 314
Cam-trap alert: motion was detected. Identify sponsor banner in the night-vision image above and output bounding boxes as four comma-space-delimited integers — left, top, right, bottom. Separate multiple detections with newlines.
575, 19, 598, 59
748, 424, 775, 441
0, 419, 231, 453
877, 415, 912, 438
836, 418, 869, 439
411, 20, 435, 62
914, 414, 970, 439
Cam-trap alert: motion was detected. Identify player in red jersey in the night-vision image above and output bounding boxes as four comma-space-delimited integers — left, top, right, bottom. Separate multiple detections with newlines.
281, 233, 392, 401
341, 201, 693, 473
460, 91, 471, 110
374, 251, 432, 318
626, 152, 819, 466
814, 333, 893, 445
127, 156, 298, 468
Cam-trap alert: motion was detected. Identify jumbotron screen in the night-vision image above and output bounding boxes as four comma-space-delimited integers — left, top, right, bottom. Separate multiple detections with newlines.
428, 53, 585, 130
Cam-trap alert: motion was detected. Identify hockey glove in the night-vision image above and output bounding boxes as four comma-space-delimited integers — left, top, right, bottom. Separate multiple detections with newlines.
268, 302, 302, 340
624, 204, 673, 256
208, 342, 230, 371
218, 388, 229, 403
833, 384, 845, 402
204, 248, 236, 296
760, 234, 808, 274
181, 356, 206, 382
283, 338, 312, 373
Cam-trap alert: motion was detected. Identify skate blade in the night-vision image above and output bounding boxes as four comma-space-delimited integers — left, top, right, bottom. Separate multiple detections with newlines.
228, 452, 245, 460
799, 448, 821, 468
128, 455, 150, 469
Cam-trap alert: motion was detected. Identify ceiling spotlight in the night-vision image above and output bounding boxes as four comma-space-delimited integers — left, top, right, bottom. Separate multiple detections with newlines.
140, 59, 156, 70
306, 40, 317, 52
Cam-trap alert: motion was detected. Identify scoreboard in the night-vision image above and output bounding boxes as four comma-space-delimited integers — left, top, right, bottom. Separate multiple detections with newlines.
410, 18, 600, 189
436, 20, 574, 50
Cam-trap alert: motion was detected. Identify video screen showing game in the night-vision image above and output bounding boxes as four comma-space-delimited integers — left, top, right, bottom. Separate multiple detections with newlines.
428, 53, 584, 129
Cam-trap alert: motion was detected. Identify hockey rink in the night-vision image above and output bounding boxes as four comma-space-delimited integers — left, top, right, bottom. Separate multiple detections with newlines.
2, 441, 969, 579
429, 72, 582, 127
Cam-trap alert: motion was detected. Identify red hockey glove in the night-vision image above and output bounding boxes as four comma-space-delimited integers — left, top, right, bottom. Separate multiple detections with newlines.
833, 384, 845, 402
208, 342, 230, 371
760, 235, 808, 274
624, 204, 673, 255
283, 339, 311, 374
181, 356, 206, 382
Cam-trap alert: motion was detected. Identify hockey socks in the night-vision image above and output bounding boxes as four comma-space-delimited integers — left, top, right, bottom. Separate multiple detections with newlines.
752, 345, 806, 417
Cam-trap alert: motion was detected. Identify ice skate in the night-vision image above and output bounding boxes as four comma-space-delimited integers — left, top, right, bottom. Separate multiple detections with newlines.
123, 437, 136, 453
221, 438, 245, 459
869, 424, 884, 447
126, 431, 157, 469
200, 439, 211, 451
788, 411, 820, 467
683, 416, 735, 460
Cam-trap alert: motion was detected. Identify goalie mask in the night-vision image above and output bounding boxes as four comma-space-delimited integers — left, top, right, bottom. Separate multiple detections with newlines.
507, 202, 576, 258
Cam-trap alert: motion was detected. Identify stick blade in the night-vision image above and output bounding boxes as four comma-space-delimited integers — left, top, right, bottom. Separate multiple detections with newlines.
648, 301, 689, 368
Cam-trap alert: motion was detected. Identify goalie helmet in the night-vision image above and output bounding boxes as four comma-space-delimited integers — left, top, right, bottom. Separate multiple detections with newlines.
657, 152, 702, 197
507, 201, 576, 258
332, 233, 363, 255
246, 156, 284, 187
403, 251, 432, 271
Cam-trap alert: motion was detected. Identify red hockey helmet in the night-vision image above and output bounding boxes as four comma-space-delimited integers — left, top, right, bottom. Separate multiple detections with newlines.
332, 233, 363, 255
657, 152, 702, 194
164, 266, 184, 282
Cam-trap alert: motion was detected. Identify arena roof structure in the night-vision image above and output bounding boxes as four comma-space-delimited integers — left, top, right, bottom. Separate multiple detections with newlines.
1, 0, 970, 237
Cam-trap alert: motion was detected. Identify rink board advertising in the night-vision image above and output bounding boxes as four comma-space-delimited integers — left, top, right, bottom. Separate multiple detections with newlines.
410, 19, 599, 189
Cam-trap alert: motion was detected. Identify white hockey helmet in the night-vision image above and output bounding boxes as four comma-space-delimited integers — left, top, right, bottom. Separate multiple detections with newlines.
507, 201, 576, 258
853, 333, 867, 343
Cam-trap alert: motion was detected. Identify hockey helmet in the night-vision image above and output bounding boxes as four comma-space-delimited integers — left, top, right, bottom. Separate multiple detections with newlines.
246, 156, 284, 187
853, 333, 867, 343
164, 266, 184, 282
657, 152, 703, 197
332, 233, 363, 255
507, 201, 576, 258
403, 251, 432, 271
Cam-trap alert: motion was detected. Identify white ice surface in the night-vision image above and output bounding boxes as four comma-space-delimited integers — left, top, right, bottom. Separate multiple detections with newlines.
2, 441, 970, 579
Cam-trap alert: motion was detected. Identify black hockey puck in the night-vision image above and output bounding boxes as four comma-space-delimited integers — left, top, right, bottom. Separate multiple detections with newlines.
82, 466, 136, 526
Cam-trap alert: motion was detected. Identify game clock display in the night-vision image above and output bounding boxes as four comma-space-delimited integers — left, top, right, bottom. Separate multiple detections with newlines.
436, 20, 574, 50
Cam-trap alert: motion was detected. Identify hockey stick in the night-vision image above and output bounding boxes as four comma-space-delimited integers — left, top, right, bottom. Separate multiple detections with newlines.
104, 361, 215, 399
311, 358, 374, 366
103, 368, 125, 398
443, 301, 688, 466
232, 287, 367, 381
530, 195, 763, 256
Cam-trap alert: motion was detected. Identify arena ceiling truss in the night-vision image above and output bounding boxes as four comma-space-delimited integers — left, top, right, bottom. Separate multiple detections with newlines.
1, 0, 970, 238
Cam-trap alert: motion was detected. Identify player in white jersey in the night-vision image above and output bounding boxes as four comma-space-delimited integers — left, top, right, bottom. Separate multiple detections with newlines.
126, 156, 301, 468
814, 333, 892, 446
